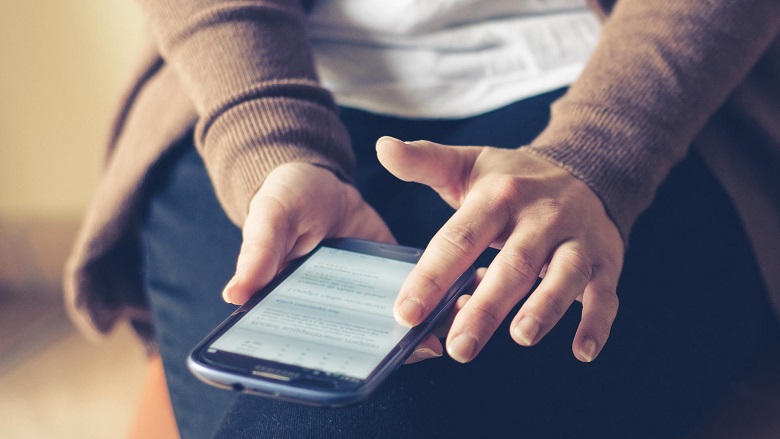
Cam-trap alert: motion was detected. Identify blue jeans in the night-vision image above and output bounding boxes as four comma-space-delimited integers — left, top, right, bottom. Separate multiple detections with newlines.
141, 90, 777, 438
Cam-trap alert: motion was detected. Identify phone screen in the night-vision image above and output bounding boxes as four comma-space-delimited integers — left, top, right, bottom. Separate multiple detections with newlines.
208, 246, 416, 380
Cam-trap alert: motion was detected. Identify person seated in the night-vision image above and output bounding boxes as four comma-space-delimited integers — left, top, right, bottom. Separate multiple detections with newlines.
67, 1, 780, 437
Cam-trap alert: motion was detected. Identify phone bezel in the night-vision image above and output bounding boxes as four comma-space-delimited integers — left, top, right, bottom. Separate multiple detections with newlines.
188, 238, 475, 407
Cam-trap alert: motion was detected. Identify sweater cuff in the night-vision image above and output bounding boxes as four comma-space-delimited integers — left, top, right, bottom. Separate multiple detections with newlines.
195, 87, 355, 226
525, 100, 686, 244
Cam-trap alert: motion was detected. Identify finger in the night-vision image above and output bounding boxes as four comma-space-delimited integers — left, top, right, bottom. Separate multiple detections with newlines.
572, 267, 620, 362
393, 195, 507, 327
510, 241, 592, 347
445, 232, 553, 363
410, 282, 477, 364
222, 194, 295, 305
405, 334, 443, 364
376, 137, 479, 207
433, 293, 473, 339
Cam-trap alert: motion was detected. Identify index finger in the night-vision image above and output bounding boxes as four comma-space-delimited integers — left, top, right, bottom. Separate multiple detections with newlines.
394, 196, 507, 327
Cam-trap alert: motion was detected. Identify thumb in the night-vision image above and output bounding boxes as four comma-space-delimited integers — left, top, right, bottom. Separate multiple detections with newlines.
222, 193, 292, 305
376, 137, 479, 196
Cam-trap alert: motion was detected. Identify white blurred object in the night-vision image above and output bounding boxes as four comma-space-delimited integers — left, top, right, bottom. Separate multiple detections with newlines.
309, 0, 600, 118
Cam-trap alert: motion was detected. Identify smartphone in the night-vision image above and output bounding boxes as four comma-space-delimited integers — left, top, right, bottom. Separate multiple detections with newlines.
188, 238, 475, 407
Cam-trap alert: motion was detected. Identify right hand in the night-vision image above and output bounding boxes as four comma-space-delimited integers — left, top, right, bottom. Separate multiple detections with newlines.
378, 138, 623, 364
221, 162, 395, 306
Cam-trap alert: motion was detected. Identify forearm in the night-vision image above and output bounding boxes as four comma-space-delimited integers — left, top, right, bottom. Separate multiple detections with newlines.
136, 0, 354, 225
527, 0, 780, 241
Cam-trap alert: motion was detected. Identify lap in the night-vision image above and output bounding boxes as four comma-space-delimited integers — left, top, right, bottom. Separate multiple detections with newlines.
141, 92, 776, 438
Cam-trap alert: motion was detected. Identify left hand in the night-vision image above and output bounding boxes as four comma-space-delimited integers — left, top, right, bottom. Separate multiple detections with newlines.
217, 162, 445, 364
377, 137, 624, 363
221, 162, 395, 306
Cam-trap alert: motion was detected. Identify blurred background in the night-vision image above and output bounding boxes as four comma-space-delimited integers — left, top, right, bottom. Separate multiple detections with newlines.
0, 1, 148, 437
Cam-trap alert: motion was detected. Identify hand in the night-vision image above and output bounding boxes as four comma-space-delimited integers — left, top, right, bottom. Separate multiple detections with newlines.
219, 162, 443, 364
377, 137, 624, 363
221, 162, 394, 305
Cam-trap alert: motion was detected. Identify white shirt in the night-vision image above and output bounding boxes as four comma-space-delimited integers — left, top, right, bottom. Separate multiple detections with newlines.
308, 0, 601, 119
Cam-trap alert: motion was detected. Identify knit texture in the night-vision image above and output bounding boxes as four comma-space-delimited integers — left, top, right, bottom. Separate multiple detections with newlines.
526, 0, 780, 241
138, 0, 354, 225
63, 0, 780, 347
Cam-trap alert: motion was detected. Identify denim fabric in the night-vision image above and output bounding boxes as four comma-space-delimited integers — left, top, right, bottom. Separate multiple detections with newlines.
141, 89, 776, 438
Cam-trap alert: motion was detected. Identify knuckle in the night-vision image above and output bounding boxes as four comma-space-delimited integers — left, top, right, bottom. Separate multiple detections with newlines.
495, 248, 539, 288
490, 176, 525, 201
438, 224, 480, 257
487, 176, 533, 220
464, 301, 503, 332
591, 284, 619, 310
410, 267, 447, 297
541, 203, 571, 231
516, 200, 571, 237
602, 251, 625, 274
529, 198, 566, 220
540, 292, 569, 319
555, 249, 593, 284
539, 199, 566, 218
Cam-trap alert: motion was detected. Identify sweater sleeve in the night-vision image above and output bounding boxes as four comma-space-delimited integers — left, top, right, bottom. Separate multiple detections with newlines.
525, 0, 780, 242
135, 0, 354, 226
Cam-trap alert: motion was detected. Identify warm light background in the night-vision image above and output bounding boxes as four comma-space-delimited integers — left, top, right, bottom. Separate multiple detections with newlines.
0, 2, 150, 438
0, 0, 145, 220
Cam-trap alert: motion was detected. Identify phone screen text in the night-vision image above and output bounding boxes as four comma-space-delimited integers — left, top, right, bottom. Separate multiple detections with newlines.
210, 246, 415, 379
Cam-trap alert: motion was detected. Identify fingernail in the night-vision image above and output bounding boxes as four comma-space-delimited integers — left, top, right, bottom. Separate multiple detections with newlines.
579, 338, 598, 363
514, 315, 540, 346
377, 136, 402, 148
222, 276, 240, 304
395, 298, 424, 327
448, 334, 478, 363
411, 347, 442, 361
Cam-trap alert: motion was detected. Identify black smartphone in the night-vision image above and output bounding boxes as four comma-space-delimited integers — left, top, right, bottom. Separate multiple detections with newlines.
188, 238, 475, 407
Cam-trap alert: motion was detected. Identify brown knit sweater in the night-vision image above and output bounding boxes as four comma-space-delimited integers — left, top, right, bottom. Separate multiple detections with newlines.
65, 0, 780, 350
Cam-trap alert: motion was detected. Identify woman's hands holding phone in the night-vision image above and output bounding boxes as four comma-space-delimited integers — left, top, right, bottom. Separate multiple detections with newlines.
219, 136, 624, 366
377, 137, 624, 364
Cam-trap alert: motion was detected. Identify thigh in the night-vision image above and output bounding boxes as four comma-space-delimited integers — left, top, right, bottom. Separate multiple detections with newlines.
215, 105, 776, 437
141, 94, 776, 438
140, 93, 565, 438
141, 140, 243, 439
